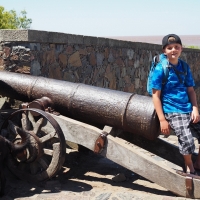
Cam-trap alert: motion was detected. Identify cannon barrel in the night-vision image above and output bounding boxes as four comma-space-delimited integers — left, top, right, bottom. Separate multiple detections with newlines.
0, 71, 159, 140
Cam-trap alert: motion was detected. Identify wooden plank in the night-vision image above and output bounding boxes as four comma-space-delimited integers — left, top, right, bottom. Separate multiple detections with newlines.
117, 131, 185, 166
49, 114, 200, 198
104, 136, 200, 198
50, 114, 102, 150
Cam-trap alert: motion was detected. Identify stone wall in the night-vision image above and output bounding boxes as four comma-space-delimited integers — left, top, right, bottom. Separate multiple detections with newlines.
1, 30, 200, 102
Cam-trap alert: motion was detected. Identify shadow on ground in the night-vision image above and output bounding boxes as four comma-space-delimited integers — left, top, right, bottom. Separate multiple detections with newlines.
3, 149, 175, 199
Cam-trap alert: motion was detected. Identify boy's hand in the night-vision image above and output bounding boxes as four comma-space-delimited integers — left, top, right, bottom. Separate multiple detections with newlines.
191, 108, 200, 123
160, 119, 170, 135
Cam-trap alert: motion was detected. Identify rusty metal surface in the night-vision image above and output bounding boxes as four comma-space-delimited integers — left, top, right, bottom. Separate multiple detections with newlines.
94, 131, 108, 154
124, 94, 159, 140
0, 71, 160, 140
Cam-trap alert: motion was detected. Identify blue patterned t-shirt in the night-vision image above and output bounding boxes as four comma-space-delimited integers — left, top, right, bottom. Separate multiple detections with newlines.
151, 59, 195, 113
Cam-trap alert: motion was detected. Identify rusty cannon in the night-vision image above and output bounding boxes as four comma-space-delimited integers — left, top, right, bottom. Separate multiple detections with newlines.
0, 71, 159, 141
0, 71, 200, 199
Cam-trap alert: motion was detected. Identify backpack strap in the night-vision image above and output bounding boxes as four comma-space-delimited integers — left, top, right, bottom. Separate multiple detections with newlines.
170, 60, 187, 84
153, 54, 160, 65
157, 54, 169, 85
162, 64, 169, 84
179, 59, 188, 75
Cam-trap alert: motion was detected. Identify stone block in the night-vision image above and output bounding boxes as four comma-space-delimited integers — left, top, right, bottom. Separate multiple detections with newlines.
108, 53, 115, 63
108, 39, 120, 47
79, 48, 87, 55
115, 57, 125, 67
68, 34, 83, 44
46, 50, 56, 65
86, 46, 94, 53
104, 47, 109, 59
134, 60, 140, 68
66, 45, 74, 54
63, 71, 75, 82
127, 49, 134, 60
48, 62, 62, 80
134, 78, 140, 89
30, 43, 41, 51
28, 30, 49, 43
118, 40, 128, 48
97, 37, 109, 46
0, 29, 28, 42
89, 52, 96, 66
84, 36, 98, 46
48, 32, 68, 43
30, 60, 41, 76
96, 52, 104, 66
68, 51, 82, 67
58, 53, 67, 67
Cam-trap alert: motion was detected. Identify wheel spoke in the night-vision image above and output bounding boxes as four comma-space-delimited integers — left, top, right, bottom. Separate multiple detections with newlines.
21, 111, 44, 134
39, 131, 56, 143
33, 117, 44, 135
43, 148, 54, 156
27, 111, 35, 125
21, 112, 33, 131
27, 111, 44, 134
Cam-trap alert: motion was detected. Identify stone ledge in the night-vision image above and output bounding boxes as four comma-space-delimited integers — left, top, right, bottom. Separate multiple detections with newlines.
0, 29, 166, 49
0, 29, 29, 42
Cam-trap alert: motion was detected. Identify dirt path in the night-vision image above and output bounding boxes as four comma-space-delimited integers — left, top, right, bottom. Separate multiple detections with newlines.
1, 146, 191, 200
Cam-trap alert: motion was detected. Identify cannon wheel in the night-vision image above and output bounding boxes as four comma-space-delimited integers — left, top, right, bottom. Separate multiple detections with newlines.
1, 108, 66, 182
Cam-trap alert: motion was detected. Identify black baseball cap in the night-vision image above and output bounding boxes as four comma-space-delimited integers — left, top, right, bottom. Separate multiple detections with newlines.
162, 34, 182, 49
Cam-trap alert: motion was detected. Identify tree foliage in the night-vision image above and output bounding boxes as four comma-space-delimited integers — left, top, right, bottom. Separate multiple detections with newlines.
0, 6, 32, 29
187, 45, 200, 49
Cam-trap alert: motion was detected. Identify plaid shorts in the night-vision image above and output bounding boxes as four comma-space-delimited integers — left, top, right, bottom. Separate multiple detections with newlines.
165, 113, 200, 155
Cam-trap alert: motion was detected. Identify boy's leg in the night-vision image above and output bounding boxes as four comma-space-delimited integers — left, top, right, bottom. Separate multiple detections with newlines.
165, 113, 196, 173
190, 122, 200, 170
183, 154, 195, 173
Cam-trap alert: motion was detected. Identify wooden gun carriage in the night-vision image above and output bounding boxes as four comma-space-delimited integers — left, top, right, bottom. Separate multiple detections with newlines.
0, 71, 200, 199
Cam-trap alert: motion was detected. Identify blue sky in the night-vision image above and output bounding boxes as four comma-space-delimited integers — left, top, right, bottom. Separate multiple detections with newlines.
1, 0, 200, 37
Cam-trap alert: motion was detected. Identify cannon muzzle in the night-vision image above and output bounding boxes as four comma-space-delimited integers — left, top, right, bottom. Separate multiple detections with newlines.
0, 71, 160, 140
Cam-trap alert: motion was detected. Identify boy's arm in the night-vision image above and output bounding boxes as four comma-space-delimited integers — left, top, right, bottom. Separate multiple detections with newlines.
187, 87, 200, 123
152, 89, 170, 135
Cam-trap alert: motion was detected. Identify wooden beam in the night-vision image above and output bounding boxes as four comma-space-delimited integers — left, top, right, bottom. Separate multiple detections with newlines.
51, 114, 200, 198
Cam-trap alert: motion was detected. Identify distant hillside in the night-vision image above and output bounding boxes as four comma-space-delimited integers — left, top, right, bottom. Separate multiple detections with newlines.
108, 35, 200, 48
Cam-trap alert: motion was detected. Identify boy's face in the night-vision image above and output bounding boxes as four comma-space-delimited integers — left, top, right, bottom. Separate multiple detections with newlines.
163, 43, 182, 63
